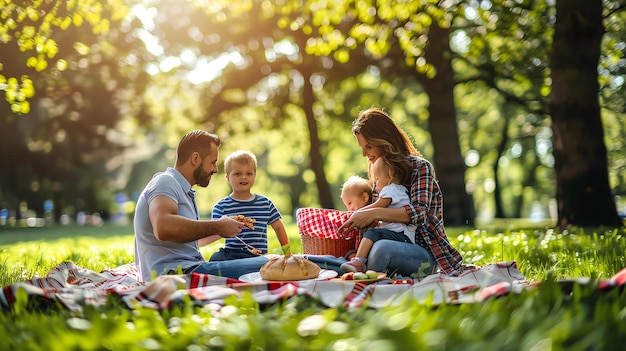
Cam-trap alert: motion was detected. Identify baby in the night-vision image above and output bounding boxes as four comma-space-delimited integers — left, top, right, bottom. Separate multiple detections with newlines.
340, 158, 417, 273
340, 175, 373, 211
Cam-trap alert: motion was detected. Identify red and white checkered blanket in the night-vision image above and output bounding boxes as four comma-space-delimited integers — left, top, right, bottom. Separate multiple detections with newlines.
3, 261, 625, 312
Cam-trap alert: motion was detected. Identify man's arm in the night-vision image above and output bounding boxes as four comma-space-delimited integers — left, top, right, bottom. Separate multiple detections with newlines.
149, 195, 243, 243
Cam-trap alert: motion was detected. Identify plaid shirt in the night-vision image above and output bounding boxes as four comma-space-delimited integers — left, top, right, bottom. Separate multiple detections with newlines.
400, 155, 463, 275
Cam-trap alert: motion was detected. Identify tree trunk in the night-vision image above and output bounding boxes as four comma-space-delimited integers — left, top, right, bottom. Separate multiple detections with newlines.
418, 23, 476, 226
302, 70, 335, 209
493, 108, 510, 218
514, 143, 541, 219
550, 0, 623, 227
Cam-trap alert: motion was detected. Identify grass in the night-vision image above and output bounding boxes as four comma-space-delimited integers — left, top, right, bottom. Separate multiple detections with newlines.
1, 221, 626, 350
0, 223, 135, 245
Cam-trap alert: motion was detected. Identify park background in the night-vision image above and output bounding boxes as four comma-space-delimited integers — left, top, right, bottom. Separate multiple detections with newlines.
3, 2, 626, 350
1, 0, 625, 231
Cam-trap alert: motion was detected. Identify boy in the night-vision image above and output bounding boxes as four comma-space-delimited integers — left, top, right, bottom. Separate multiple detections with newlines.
209, 150, 290, 261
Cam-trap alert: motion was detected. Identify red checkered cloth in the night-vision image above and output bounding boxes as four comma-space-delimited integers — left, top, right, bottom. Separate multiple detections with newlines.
1, 260, 543, 312
296, 207, 359, 239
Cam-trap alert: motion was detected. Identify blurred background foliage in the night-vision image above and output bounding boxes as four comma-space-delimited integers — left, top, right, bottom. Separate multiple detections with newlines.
0, 0, 625, 229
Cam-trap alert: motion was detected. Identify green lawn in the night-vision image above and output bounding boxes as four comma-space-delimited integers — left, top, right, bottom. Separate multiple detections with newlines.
0, 223, 135, 245
1, 222, 625, 350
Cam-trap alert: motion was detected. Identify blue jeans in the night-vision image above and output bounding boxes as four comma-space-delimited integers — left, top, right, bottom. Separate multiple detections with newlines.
363, 227, 411, 244
191, 256, 269, 278
367, 239, 436, 277
209, 247, 259, 261
190, 240, 435, 279
190, 255, 347, 278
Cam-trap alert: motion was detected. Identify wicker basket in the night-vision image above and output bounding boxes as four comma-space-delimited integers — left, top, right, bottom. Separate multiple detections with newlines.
296, 207, 360, 259
300, 234, 357, 259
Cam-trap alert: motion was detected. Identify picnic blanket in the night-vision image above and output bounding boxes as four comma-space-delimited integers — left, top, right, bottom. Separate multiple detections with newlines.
1, 261, 625, 313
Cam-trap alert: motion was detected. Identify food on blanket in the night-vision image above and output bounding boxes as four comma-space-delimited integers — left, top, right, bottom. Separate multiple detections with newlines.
341, 271, 383, 281
353, 272, 368, 280
341, 272, 354, 280
259, 255, 321, 281
365, 270, 379, 279
230, 215, 256, 230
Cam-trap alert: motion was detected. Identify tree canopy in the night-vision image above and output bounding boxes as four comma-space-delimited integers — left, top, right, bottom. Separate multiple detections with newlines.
1, 0, 624, 228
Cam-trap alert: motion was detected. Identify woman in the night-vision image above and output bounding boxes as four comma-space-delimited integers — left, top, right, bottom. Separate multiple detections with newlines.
338, 107, 463, 276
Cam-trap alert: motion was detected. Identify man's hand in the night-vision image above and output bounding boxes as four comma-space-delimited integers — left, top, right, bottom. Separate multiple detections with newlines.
229, 215, 256, 230
217, 215, 245, 238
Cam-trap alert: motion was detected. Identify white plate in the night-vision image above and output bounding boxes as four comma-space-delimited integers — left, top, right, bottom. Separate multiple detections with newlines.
238, 269, 338, 282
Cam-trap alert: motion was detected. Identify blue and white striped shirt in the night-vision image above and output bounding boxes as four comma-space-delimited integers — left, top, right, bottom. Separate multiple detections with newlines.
211, 194, 282, 253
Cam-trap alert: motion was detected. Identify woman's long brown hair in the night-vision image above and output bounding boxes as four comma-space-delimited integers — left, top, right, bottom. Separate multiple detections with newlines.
351, 107, 421, 185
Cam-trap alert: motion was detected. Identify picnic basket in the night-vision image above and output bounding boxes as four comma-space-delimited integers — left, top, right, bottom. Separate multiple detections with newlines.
296, 207, 359, 259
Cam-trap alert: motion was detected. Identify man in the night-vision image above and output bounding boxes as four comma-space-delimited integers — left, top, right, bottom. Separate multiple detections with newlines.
133, 130, 269, 281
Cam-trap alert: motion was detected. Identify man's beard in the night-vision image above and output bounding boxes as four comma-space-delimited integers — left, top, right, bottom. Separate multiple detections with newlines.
194, 162, 212, 187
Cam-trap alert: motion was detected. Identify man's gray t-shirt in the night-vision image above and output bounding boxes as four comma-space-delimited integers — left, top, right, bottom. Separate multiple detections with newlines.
134, 167, 204, 282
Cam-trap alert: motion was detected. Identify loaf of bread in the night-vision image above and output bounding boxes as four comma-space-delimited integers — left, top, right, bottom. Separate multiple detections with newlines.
259, 255, 321, 281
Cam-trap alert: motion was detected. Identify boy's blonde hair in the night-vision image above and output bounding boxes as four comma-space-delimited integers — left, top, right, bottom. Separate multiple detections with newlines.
341, 175, 373, 199
224, 150, 257, 174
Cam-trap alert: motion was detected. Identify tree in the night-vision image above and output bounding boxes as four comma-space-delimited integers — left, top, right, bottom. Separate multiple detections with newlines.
0, 0, 129, 113
417, 22, 476, 226
0, 0, 153, 221
451, 0, 624, 226
140, 0, 385, 210
292, 1, 476, 225
549, 0, 623, 227
452, 0, 555, 220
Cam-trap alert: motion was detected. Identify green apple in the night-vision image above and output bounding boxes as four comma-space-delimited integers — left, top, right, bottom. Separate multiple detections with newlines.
365, 270, 379, 279
353, 272, 368, 280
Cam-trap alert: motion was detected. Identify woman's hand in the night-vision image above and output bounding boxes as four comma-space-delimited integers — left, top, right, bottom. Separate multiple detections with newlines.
338, 209, 377, 235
